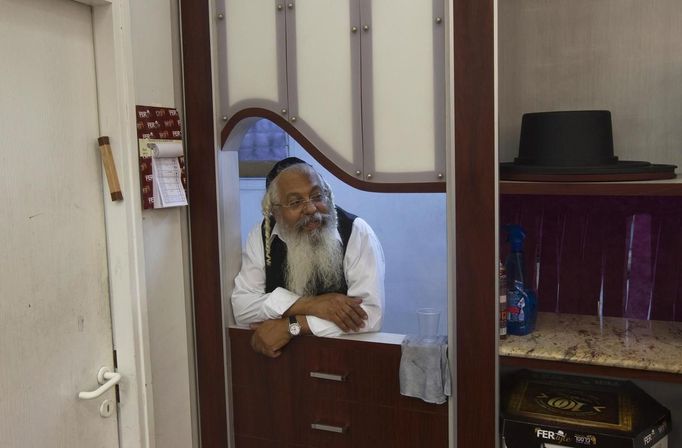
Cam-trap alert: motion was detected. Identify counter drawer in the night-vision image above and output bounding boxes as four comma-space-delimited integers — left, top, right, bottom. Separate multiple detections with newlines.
303, 337, 403, 406
306, 399, 400, 448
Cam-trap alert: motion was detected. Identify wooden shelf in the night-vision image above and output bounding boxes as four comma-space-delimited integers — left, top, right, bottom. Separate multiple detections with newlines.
500, 177, 682, 196
500, 355, 682, 384
499, 312, 682, 384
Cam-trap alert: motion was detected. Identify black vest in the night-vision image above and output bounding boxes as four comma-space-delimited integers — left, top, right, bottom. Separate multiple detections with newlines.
262, 206, 357, 294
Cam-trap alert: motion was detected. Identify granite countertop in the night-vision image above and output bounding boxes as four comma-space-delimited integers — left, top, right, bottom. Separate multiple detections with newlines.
500, 312, 682, 374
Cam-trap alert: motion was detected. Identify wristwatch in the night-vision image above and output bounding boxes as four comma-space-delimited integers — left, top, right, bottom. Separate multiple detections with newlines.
288, 315, 301, 336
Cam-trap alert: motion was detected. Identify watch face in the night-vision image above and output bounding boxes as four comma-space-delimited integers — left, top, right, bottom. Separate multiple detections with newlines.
289, 322, 301, 336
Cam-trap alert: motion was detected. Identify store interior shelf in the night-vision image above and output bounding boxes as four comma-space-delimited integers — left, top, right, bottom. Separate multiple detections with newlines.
499, 312, 682, 384
500, 177, 682, 196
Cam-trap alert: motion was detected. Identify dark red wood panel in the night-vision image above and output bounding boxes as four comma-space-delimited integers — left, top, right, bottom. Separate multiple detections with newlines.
394, 409, 449, 448
577, 210, 606, 315
230, 330, 306, 444
500, 180, 682, 196
235, 435, 306, 448
500, 195, 682, 322
601, 201, 628, 317
454, 0, 496, 446
557, 211, 587, 314
230, 329, 448, 447
500, 355, 682, 384
650, 211, 680, 320
554, 200, 604, 315
536, 199, 561, 313
676, 252, 682, 322
306, 400, 353, 448
179, 1, 228, 447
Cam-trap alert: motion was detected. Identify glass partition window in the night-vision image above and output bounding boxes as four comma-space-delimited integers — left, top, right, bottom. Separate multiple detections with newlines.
238, 119, 289, 177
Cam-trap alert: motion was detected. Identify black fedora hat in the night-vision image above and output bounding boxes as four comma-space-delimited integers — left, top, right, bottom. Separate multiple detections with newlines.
500, 110, 676, 181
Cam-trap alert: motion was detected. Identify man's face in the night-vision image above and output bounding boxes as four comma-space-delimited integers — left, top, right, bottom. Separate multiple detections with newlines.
274, 169, 330, 236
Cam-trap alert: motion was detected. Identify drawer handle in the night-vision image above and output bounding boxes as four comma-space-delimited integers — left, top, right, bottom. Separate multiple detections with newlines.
310, 371, 347, 382
311, 423, 347, 434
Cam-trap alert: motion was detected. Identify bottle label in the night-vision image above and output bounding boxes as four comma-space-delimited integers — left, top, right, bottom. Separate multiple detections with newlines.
507, 281, 527, 323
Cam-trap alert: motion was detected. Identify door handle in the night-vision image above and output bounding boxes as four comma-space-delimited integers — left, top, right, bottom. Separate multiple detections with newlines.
311, 423, 347, 434
78, 367, 121, 400
310, 371, 347, 382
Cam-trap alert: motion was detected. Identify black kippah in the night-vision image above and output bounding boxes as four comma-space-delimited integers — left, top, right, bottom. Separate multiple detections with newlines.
265, 157, 309, 190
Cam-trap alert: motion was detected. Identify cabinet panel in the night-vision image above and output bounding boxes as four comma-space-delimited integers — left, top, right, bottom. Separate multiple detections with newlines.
304, 337, 402, 406
394, 409, 449, 448
346, 403, 402, 448
230, 329, 448, 446
230, 330, 307, 444
287, 0, 363, 176
306, 401, 447, 448
303, 337, 352, 401
306, 399, 403, 448
362, 0, 446, 181
223, 0, 286, 113
306, 398, 352, 448
236, 435, 306, 448
219, 0, 447, 187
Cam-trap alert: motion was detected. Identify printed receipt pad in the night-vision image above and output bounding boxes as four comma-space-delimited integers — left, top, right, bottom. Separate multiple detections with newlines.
148, 141, 188, 208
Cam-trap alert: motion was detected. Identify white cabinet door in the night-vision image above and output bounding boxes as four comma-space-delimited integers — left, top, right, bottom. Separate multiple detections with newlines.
286, 0, 363, 177
219, 0, 446, 186
361, 0, 446, 183
0, 0, 119, 446
222, 0, 287, 115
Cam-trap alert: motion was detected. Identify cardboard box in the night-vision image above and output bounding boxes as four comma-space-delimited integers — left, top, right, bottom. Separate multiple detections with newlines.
501, 370, 671, 448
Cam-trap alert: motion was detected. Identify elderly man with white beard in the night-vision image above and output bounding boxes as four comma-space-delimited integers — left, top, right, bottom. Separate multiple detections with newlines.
231, 157, 385, 358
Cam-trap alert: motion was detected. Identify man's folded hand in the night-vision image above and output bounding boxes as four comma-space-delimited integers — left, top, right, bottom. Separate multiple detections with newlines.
250, 319, 291, 358
306, 293, 368, 332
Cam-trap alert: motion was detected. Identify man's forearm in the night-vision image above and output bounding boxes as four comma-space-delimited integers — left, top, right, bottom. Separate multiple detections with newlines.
283, 296, 313, 317
283, 293, 367, 333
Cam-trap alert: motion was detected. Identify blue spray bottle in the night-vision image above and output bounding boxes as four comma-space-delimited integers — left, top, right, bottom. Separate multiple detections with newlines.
504, 225, 537, 336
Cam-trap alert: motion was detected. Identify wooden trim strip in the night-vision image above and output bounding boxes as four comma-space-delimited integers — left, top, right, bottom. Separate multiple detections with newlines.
453, 0, 496, 447
501, 179, 682, 196
501, 356, 682, 384
179, 0, 228, 447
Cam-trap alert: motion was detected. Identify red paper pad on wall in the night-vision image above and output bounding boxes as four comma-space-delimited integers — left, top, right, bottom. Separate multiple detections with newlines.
135, 105, 188, 209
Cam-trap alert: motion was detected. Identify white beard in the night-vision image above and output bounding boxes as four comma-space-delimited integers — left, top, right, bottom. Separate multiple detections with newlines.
278, 210, 344, 296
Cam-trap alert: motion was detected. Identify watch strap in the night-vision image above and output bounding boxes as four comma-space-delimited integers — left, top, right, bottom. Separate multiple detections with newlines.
288, 315, 301, 336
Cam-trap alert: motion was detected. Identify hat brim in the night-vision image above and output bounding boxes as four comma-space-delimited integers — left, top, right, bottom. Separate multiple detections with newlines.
500, 161, 676, 182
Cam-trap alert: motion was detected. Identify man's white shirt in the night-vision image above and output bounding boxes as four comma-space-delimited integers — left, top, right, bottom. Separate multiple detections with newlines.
231, 217, 385, 337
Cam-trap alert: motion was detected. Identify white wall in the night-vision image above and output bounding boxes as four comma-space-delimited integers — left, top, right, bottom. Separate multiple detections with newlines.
129, 1, 197, 447
499, 0, 682, 170
238, 139, 448, 335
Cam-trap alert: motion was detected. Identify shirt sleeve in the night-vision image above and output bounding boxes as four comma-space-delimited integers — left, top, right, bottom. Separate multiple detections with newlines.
231, 222, 302, 325
307, 218, 386, 337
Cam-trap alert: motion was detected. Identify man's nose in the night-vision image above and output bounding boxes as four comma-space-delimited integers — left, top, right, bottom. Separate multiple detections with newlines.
302, 200, 317, 214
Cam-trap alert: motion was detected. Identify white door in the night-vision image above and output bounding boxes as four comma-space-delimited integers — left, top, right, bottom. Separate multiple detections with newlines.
0, 0, 120, 446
